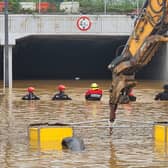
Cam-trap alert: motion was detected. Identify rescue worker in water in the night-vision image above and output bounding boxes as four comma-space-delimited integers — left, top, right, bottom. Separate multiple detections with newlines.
155, 84, 168, 100
52, 84, 72, 100
119, 87, 136, 104
85, 83, 103, 101
128, 88, 136, 102
22, 87, 40, 100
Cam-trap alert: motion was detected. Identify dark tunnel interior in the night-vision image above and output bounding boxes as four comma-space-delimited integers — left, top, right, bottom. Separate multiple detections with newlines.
13, 35, 127, 80
0, 35, 166, 80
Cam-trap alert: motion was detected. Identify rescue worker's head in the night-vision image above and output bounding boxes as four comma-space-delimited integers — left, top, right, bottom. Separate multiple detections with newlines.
28, 87, 35, 93
90, 83, 99, 90
58, 84, 66, 92
163, 84, 168, 92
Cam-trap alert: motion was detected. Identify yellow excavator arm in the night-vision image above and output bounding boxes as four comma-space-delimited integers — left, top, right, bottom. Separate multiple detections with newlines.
108, 0, 168, 122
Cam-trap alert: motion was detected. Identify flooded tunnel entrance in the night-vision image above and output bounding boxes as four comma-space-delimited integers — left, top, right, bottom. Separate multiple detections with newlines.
13, 35, 128, 80
0, 35, 165, 80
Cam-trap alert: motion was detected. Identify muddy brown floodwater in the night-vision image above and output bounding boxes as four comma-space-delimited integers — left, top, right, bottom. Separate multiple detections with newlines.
0, 80, 168, 168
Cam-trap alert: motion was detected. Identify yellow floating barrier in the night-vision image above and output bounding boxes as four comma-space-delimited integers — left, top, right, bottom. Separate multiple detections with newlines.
153, 122, 168, 157
154, 122, 168, 143
28, 123, 73, 151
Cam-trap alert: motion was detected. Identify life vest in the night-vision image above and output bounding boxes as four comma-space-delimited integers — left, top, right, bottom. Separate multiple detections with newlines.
85, 89, 102, 100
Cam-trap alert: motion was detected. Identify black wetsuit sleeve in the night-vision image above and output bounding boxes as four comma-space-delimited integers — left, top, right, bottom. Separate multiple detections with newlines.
52, 94, 58, 100
22, 95, 29, 100
63, 94, 72, 100
129, 95, 136, 101
67, 96, 72, 100
52, 96, 56, 100
34, 96, 40, 100
154, 93, 161, 100
85, 95, 89, 99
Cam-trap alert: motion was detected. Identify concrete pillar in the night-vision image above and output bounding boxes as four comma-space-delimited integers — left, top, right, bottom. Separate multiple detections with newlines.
3, 45, 13, 89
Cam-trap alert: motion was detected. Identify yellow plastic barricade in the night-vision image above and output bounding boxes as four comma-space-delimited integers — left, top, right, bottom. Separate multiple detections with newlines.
29, 123, 73, 151
154, 122, 168, 157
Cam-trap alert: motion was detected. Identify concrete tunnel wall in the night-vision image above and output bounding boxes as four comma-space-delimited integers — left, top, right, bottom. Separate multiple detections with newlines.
0, 35, 166, 80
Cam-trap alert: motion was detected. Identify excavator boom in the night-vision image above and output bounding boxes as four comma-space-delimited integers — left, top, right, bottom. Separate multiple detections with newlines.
108, 0, 168, 122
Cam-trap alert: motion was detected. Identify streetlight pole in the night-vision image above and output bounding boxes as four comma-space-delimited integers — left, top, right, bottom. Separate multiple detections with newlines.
136, 0, 139, 15
4, 0, 9, 88
39, 0, 41, 14
104, 0, 107, 15
71, 0, 74, 14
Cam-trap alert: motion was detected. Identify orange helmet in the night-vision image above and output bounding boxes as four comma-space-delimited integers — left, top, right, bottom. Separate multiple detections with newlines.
28, 87, 35, 93
58, 84, 66, 91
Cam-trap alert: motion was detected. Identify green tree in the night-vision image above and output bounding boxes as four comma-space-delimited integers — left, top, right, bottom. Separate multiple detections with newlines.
9, 0, 20, 13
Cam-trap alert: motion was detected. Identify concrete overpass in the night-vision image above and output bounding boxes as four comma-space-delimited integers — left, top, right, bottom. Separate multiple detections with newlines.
0, 14, 134, 88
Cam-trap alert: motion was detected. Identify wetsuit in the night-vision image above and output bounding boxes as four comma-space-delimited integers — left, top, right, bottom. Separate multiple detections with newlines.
52, 91, 72, 100
22, 93, 40, 100
119, 88, 136, 104
128, 90, 136, 102
155, 91, 168, 100
118, 95, 129, 104
85, 89, 102, 101
129, 95, 136, 101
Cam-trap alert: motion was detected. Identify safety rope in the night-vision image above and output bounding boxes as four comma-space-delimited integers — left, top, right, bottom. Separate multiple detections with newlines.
71, 125, 152, 128
29, 119, 167, 128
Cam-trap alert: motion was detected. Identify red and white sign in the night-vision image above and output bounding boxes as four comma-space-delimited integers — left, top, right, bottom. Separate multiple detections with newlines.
77, 16, 92, 31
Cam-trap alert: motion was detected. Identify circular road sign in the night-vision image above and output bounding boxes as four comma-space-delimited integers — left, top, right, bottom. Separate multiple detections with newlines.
77, 16, 92, 31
